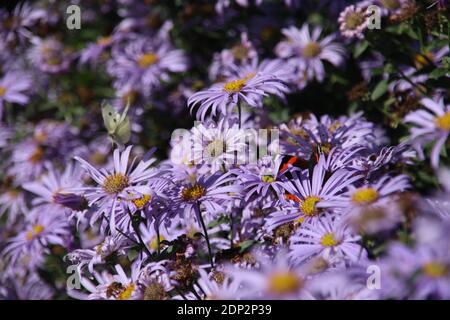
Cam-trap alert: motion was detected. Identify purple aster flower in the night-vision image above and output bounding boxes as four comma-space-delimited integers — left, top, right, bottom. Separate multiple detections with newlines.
72, 262, 142, 300
3, 211, 71, 268
380, 240, 450, 299
0, 181, 27, 226
66, 233, 131, 274
0, 71, 32, 120
404, 96, 450, 168
175, 209, 232, 251
307, 272, 379, 300
193, 268, 242, 300
279, 112, 375, 160
138, 219, 182, 255
0, 2, 34, 46
138, 260, 175, 300
338, 4, 370, 39
412, 242, 450, 299
188, 68, 286, 121
74, 145, 159, 234
107, 35, 188, 96
230, 58, 294, 94
349, 142, 415, 180
79, 33, 122, 68
343, 175, 410, 234
189, 118, 247, 172
289, 214, 366, 266
239, 155, 290, 202
8, 138, 47, 183
29, 37, 73, 74
225, 249, 312, 299
23, 163, 84, 217
1, 273, 54, 300
209, 32, 258, 80
275, 24, 346, 88
169, 170, 241, 221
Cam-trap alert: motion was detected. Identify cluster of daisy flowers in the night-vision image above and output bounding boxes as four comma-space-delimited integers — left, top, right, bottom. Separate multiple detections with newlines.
1, 0, 450, 300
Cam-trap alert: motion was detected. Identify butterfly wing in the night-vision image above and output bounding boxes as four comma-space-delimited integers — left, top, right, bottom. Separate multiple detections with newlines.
101, 103, 119, 134
114, 116, 131, 145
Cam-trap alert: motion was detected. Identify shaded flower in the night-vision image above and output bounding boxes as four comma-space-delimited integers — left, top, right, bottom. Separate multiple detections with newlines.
276, 24, 346, 87
29, 37, 72, 74
0, 71, 32, 120
289, 214, 366, 266
338, 4, 370, 39
3, 211, 70, 267
404, 96, 450, 168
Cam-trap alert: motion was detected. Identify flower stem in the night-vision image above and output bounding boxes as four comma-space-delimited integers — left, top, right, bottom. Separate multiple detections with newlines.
196, 203, 214, 268
237, 101, 242, 129
128, 209, 152, 257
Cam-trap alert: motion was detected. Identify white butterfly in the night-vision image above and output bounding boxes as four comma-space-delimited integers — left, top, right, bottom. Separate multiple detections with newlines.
101, 102, 131, 145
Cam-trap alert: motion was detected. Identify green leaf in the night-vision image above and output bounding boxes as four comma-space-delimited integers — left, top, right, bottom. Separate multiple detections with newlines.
371, 80, 389, 101
127, 248, 140, 261
442, 57, 450, 69
354, 41, 369, 58
239, 240, 256, 253
429, 68, 449, 80
207, 215, 229, 228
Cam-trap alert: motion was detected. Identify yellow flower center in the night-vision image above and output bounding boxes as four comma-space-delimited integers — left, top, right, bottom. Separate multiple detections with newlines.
138, 53, 159, 68
206, 139, 226, 157
435, 112, 450, 131
132, 194, 152, 209
268, 272, 302, 295
117, 283, 135, 300
261, 175, 275, 183
423, 262, 448, 278
351, 187, 379, 205
0, 86, 6, 97
346, 12, 365, 30
8, 189, 20, 199
380, 0, 400, 10
29, 147, 44, 163
106, 282, 136, 300
320, 232, 338, 247
295, 216, 305, 226
34, 132, 48, 144
300, 196, 321, 216
329, 121, 341, 132
149, 235, 165, 251
223, 73, 255, 93
144, 281, 167, 300
316, 142, 332, 155
103, 173, 129, 194
97, 36, 112, 46
26, 224, 44, 241
181, 184, 206, 201
302, 42, 322, 58
231, 44, 249, 61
